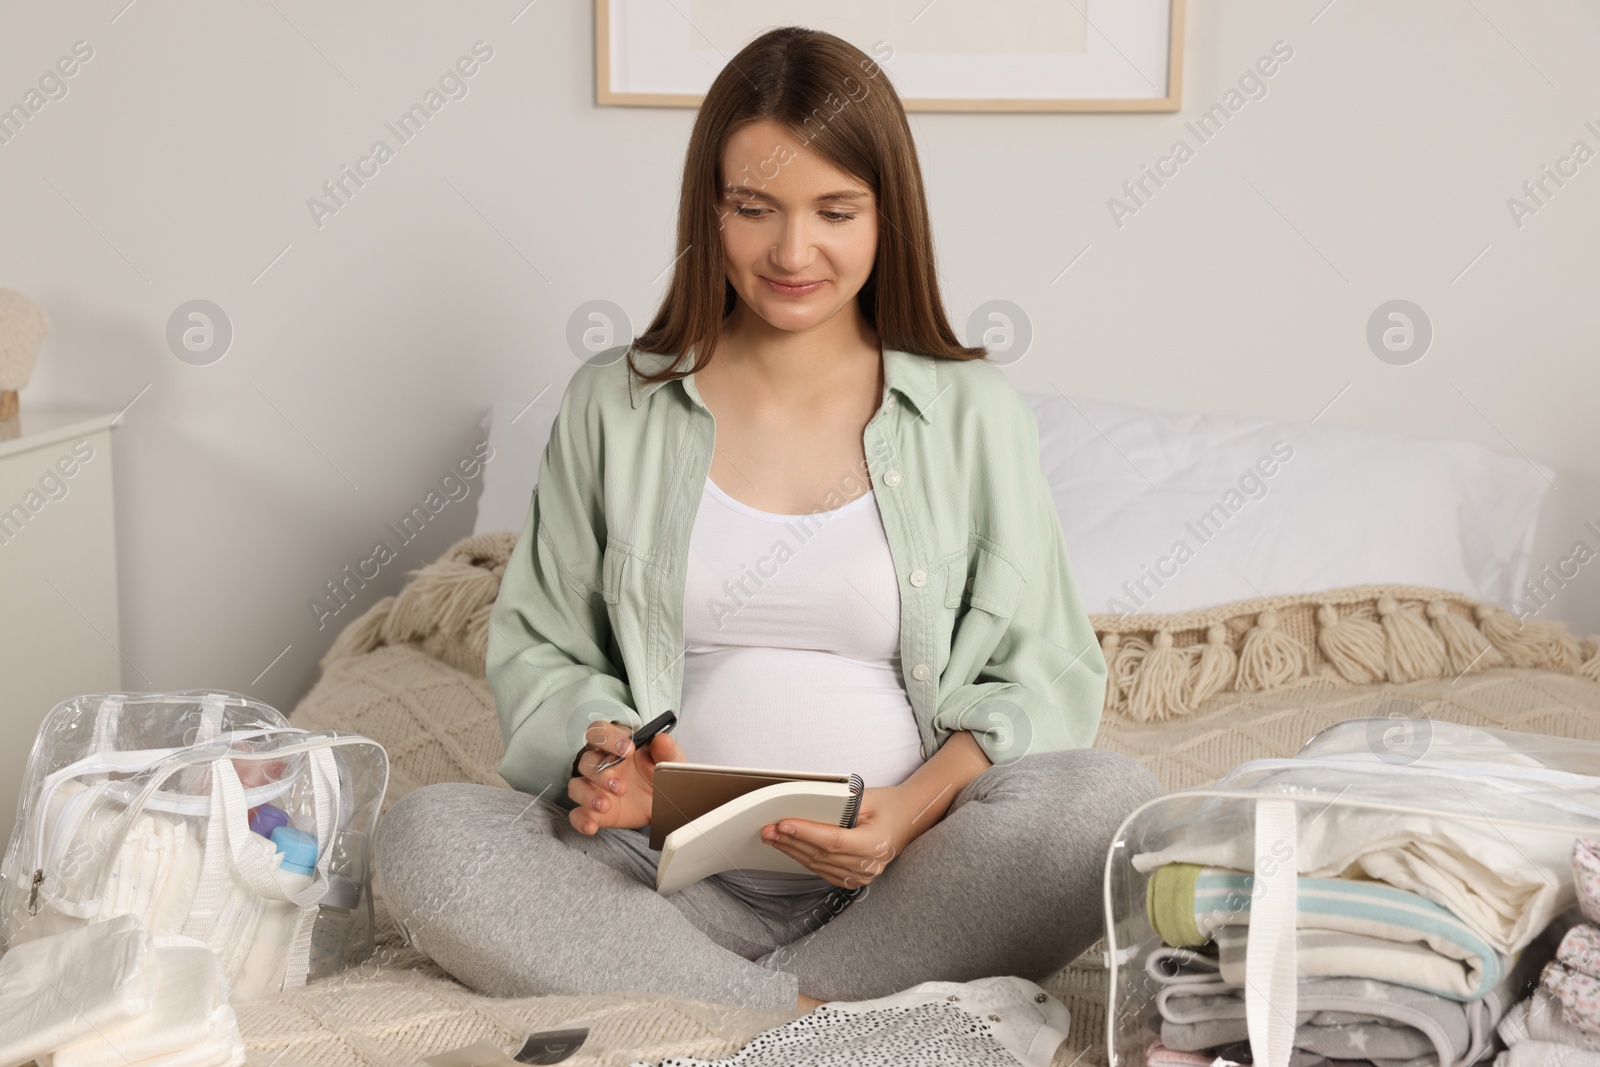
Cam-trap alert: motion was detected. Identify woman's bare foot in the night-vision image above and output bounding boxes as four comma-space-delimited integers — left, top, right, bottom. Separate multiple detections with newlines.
797, 992, 826, 1012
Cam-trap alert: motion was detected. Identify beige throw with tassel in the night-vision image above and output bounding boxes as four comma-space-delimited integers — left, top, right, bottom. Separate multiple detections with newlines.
318, 535, 1600, 732
1092, 584, 1600, 723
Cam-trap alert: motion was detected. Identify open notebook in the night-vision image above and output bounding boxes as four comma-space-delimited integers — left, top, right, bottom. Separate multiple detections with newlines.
649, 762, 865, 895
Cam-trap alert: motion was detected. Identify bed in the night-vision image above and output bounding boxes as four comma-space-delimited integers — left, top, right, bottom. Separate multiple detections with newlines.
232, 529, 1600, 1067
232, 387, 1600, 1065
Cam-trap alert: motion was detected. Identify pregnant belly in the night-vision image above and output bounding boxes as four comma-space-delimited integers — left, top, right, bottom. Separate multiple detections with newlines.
675, 645, 925, 789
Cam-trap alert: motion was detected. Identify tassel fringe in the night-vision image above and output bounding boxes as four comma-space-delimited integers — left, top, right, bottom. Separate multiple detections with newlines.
322, 595, 396, 667
1582, 637, 1600, 685
1428, 598, 1503, 675
1092, 588, 1600, 724
1104, 632, 1151, 717
1476, 604, 1583, 671
1188, 625, 1237, 707
1129, 632, 1192, 723
1236, 609, 1306, 692
1315, 604, 1388, 685
317, 530, 517, 673
1377, 596, 1449, 684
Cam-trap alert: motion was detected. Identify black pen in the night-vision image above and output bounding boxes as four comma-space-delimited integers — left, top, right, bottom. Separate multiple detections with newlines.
592, 710, 677, 772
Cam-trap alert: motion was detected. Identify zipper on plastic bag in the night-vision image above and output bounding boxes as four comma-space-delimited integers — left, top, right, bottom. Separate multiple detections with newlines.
33, 779, 114, 916
28, 728, 293, 882
26, 728, 309, 918
1230, 755, 1600, 823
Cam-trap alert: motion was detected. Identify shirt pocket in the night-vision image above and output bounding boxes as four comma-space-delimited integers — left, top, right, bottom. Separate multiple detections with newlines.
946, 542, 1024, 618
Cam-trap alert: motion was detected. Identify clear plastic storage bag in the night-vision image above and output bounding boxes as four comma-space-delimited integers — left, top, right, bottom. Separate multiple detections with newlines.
0, 690, 389, 1001
1103, 715, 1600, 1067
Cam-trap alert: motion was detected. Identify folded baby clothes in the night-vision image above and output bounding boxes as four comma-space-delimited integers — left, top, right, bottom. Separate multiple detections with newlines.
1212, 924, 1505, 1003
1543, 961, 1600, 1035
1490, 840, 1600, 1057
1498, 988, 1600, 1053
1489, 907, 1599, 1064
631, 975, 1069, 1067
1575, 838, 1600, 926
1131, 803, 1579, 955
1561, 923, 1600, 980
1160, 977, 1476, 1067
1146, 862, 1506, 1000
1145, 944, 1522, 1067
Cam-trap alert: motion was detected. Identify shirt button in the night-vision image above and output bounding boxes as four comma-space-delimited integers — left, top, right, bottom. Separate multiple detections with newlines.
909, 569, 927, 587
882, 469, 902, 487
911, 663, 931, 682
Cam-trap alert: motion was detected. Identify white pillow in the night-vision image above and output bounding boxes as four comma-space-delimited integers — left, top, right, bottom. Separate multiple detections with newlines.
473, 397, 561, 537
471, 389, 1551, 613
1023, 392, 1550, 615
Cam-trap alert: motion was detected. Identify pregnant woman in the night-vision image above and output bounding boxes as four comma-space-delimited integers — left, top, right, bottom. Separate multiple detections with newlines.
375, 25, 1163, 1015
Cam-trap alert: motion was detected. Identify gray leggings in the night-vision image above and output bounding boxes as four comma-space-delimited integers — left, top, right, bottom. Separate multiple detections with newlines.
373, 746, 1163, 1014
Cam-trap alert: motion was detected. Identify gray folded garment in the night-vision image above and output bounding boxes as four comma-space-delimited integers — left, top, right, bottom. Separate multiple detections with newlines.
1161, 977, 1473, 1067
1147, 944, 1531, 1067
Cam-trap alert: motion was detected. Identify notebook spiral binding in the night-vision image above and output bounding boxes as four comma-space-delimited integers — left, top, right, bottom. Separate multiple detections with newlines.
838, 773, 865, 829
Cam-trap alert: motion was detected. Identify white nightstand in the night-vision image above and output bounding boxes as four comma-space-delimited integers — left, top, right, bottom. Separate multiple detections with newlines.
0, 406, 122, 836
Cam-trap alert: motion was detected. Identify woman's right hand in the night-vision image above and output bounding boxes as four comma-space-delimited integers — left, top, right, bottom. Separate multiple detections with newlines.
567, 721, 686, 835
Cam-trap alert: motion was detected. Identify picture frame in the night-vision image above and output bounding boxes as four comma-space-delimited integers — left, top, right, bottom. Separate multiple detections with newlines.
595, 0, 1185, 113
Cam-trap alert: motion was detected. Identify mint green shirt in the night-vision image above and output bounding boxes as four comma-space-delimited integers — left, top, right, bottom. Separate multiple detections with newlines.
486, 343, 1107, 809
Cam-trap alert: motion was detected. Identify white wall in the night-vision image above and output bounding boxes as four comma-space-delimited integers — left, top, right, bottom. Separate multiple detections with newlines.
2, 0, 1597, 718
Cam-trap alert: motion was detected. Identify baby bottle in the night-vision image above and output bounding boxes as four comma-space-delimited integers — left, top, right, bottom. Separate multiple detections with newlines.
309, 828, 368, 977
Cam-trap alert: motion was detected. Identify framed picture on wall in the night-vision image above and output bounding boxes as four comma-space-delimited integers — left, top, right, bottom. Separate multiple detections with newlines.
596, 0, 1185, 113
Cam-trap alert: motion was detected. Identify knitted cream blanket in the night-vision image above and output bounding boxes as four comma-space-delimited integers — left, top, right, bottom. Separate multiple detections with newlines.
324, 531, 1600, 725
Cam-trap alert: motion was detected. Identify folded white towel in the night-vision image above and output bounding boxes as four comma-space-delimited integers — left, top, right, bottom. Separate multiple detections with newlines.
1131, 802, 1578, 955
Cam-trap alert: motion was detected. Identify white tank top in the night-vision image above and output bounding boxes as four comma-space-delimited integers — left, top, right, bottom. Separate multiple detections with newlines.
676, 475, 926, 894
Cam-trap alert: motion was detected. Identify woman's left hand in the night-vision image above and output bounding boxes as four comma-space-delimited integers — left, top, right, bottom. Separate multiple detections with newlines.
760, 785, 927, 890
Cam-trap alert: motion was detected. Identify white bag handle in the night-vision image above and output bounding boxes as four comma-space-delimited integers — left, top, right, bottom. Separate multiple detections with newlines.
1245, 798, 1298, 1067
88, 694, 123, 753
216, 750, 339, 906
269, 748, 343, 989
184, 745, 341, 992
195, 692, 227, 744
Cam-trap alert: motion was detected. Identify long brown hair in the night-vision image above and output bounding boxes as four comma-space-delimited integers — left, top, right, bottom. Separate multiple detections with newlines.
629, 26, 985, 384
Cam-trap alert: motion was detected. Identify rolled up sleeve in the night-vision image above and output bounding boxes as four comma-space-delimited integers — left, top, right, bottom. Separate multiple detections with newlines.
486, 379, 640, 808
